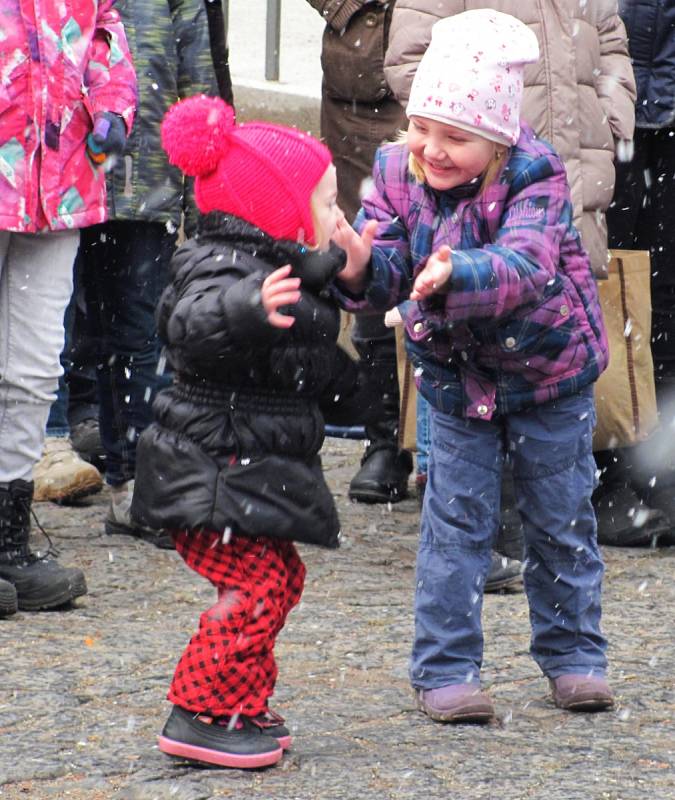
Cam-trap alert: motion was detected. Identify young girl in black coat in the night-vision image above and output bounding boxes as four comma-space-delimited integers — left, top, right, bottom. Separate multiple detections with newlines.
132, 95, 354, 769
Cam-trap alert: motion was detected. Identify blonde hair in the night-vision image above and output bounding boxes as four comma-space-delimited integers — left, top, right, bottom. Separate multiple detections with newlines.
398, 129, 508, 195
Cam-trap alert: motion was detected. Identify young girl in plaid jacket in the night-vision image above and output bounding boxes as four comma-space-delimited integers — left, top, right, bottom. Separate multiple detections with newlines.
334, 10, 613, 723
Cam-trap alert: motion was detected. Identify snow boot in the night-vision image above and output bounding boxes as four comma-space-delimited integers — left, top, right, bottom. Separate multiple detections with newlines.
0, 480, 87, 611
158, 705, 283, 768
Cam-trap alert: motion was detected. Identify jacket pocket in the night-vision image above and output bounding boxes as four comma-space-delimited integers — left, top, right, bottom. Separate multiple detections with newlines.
492, 291, 587, 384
321, 5, 391, 103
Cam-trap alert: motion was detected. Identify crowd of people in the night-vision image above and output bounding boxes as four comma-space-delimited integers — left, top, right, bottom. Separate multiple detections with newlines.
0, 0, 673, 772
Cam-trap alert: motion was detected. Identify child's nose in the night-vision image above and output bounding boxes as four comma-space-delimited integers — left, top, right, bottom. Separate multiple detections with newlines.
425, 140, 448, 162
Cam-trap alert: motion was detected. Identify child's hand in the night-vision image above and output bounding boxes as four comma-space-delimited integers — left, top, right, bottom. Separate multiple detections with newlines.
331, 216, 378, 293
261, 265, 301, 328
410, 246, 453, 301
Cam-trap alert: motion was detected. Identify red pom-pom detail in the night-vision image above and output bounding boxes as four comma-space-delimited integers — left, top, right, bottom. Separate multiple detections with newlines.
161, 95, 235, 176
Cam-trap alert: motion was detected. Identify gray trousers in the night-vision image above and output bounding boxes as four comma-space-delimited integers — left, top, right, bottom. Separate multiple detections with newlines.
0, 230, 78, 481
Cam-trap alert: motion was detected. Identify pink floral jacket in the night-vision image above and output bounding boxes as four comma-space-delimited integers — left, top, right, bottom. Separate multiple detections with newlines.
0, 0, 136, 232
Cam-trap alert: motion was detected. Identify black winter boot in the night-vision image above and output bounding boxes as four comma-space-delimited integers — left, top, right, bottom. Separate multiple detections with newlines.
158, 705, 283, 768
0, 480, 87, 611
349, 442, 413, 503
348, 332, 412, 503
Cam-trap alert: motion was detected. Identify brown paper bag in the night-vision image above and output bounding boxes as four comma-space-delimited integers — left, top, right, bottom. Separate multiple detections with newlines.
593, 250, 658, 451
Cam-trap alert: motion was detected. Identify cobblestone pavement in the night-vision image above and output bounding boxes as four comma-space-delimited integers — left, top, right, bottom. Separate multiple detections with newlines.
1, 439, 674, 800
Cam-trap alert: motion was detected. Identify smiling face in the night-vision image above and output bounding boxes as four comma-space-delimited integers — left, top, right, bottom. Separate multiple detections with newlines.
407, 116, 497, 191
309, 164, 341, 251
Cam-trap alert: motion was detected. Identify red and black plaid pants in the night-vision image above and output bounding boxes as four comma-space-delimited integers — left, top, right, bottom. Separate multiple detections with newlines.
168, 529, 305, 717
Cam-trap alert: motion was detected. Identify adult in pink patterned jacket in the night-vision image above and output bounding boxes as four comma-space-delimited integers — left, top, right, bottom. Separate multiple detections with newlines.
0, 0, 136, 617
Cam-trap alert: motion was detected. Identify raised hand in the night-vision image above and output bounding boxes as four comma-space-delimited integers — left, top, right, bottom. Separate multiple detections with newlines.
261, 265, 301, 328
410, 245, 453, 301
331, 216, 378, 293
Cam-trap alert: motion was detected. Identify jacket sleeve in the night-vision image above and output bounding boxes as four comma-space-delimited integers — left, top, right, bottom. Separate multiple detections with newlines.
596, 3, 636, 143
85, 0, 137, 132
431, 155, 574, 323
384, 0, 462, 105
333, 147, 413, 312
158, 244, 283, 363
305, 0, 377, 31
170, 0, 220, 100
170, 0, 221, 227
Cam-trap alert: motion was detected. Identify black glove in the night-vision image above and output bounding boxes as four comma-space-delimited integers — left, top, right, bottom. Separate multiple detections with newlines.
87, 112, 127, 163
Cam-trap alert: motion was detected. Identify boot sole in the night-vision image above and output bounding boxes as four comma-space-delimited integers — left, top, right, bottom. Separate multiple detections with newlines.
16, 580, 75, 611
598, 525, 671, 547
105, 519, 174, 549
274, 735, 292, 750
157, 735, 283, 768
69, 573, 88, 601
34, 475, 103, 504
553, 694, 614, 712
0, 588, 18, 617
415, 692, 494, 724
348, 488, 408, 504
484, 573, 523, 593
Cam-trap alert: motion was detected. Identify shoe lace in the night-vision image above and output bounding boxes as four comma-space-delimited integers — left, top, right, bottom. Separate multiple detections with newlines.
250, 709, 285, 729
29, 507, 60, 559
8, 492, 60, 561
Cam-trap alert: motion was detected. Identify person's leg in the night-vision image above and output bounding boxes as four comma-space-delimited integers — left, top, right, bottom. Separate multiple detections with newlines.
593, 129, 670, 544
411, 407, 501, 717
628, 127, 675, 531
0, 231, 77, 480
45, 305, 72, 439
349, 312, 413, 501
0, 230, 87, 610
82, 220, 174, 487
36, 259, 102, 504
169, 531, 305, 716
156, 529, 296, 767
411, 406, 500, 721
416, 393, 522, 592
509, 389, 611, 708
67, 252, 104, 464
321, 94, 413, 501
415, 391, 431, 498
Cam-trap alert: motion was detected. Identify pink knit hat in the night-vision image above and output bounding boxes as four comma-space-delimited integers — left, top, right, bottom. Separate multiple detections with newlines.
406, 10, 539, 146
161, 95, 332, 244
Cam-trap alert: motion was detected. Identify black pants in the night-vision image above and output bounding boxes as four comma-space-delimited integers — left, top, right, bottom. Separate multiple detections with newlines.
598, 127, 675, 490
606, 127, 675, 380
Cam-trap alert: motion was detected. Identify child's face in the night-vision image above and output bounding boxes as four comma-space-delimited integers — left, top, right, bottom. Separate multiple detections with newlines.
407, 116, 496, 191
310, 164, 340, 251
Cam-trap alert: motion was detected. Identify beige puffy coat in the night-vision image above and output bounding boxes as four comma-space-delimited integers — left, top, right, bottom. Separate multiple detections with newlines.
384, 0, 636, 276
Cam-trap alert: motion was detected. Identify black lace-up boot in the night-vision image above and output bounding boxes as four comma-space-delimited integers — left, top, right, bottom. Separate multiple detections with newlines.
348, 335, 412, 503
0, 480, 87, 611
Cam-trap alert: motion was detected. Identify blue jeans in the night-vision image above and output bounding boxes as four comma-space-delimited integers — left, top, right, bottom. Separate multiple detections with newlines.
411, 387, 607, 688
80, 221, 175, 486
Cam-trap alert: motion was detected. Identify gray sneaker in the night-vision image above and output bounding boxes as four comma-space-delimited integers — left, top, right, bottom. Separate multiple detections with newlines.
105, 480, 174, 549
485, 552, 522, 593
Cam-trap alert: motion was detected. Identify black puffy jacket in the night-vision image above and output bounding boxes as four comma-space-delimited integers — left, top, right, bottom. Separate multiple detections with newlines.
131, 213, 363, 548
621, 0, 675, 128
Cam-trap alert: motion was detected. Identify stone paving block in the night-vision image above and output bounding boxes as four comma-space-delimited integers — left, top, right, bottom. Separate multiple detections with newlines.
0, 439, 673, 799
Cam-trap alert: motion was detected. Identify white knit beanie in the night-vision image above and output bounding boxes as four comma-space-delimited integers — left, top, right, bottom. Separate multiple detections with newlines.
406, 10, 540, 146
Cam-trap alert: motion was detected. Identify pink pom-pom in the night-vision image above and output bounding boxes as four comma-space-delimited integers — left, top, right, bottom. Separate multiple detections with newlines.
161, 95, 235, 176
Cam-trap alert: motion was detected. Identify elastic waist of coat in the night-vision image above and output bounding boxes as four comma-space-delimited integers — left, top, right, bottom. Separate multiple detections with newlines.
173, 376, 317, 413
